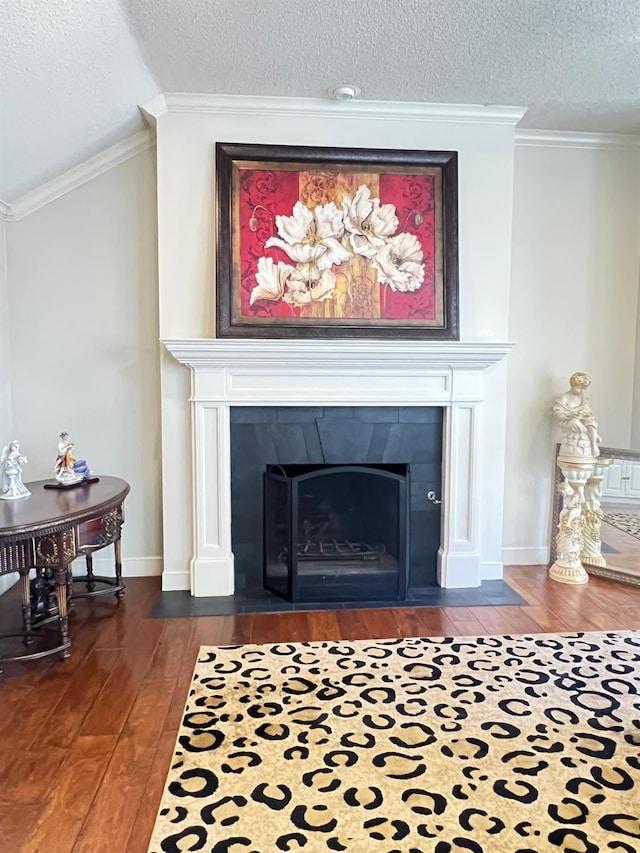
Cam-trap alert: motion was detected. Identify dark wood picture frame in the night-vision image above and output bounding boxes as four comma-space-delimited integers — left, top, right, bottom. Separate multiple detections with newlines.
215, 142, 459, 339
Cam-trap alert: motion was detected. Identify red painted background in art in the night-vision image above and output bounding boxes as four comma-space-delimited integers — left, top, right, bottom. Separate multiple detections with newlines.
236, 167, 438, 323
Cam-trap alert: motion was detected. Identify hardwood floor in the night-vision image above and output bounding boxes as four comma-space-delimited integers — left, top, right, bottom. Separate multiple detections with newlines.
599, 499, 640, 580
0, 567, 639, 852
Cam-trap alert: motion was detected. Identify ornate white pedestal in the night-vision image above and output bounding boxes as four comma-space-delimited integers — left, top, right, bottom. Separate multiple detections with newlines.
580, 458, 613, 568
549, 456, 594, 585
550, 371, 604, 586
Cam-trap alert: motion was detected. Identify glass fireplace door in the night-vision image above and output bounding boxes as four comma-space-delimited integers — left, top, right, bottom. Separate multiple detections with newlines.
264, 463, 409, 603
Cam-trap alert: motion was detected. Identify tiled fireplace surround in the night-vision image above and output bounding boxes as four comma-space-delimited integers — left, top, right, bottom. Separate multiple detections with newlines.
165, 338, 512, 597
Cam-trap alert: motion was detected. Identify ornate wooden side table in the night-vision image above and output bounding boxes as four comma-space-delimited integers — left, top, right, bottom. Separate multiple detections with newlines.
0, 476, 130, 662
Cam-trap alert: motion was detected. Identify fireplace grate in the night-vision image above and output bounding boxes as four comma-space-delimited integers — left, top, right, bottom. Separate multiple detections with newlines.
298, 540, 384, 561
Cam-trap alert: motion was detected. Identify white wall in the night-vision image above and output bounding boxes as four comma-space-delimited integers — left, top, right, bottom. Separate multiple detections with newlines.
631, 256, 640, 450
505, 141, 640, 564
152, 97, 521, 590
0, 220, 11, 440
0, 219, 17, 594
5, 149, 163, 575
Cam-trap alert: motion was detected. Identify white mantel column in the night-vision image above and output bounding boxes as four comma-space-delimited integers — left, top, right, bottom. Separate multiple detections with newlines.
191, 401, 234, 596
438, 402, 480, 587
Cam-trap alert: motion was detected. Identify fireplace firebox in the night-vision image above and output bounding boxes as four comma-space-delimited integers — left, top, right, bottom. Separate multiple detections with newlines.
264, 463, 409, 602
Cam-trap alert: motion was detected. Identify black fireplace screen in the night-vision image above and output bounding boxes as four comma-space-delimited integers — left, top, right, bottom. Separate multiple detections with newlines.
264, 463, 409, 602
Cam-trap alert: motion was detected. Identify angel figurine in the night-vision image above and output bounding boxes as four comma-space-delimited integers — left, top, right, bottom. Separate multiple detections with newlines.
1, 440, 31, 500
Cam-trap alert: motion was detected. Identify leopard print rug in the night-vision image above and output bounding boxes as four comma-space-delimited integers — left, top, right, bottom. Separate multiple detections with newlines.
604, 512, 640, 540
148, 631, 640, 853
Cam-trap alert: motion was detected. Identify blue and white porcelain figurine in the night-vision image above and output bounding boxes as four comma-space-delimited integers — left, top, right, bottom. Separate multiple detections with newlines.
0, 440, 31, 500
55, 431, 92, 485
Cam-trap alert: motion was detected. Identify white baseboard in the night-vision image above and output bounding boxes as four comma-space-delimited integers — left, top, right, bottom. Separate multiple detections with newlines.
502, 546, 549, 566
161, 570, 191, 591
71, 556, 163, 577
480, 561, 503, 580
0, 558, 162, 598
0, 575, 19, 595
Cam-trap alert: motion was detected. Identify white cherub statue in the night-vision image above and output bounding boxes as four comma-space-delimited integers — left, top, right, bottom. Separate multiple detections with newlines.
0, 440, 31, 500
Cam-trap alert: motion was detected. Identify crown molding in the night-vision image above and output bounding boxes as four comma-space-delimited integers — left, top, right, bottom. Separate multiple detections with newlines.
146, 93, 526, 126
0, 129, 155, 222
139, 95, 167, 125
515, 128, 640, 150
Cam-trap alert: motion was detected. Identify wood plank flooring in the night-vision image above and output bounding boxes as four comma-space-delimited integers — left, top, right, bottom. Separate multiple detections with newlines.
599, 499, 640, 580
0, 567, 638, 852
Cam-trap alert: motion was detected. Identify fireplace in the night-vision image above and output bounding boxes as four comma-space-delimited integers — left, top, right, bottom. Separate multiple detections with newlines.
229, 405, 442, 599
163, 339, 512, 596
264, 463, 410, 602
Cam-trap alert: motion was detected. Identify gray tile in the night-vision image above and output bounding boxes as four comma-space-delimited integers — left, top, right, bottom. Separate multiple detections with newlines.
150, 580, 526, 617
191, 597, 239, 616
231, 425, 263, 466
230, 407, 278, 423
366, 423, 392, 461
381, 424, 406, 462
409, 463, 442, 483
244, 600, 295, 613
398, 407, 429, 423
301, 423, 324, 461
228, 404, 450, 612
399, 407, 443, 424
149, 591, 194, 618
317, 419, 375, 463
255, 427, 279, 464
273, 425, 309, 462
401, 424, 443, 462
277, 407, 324, 422
356, 407, 399, 423
410, 481, 431, 504
323, 407, 354, 418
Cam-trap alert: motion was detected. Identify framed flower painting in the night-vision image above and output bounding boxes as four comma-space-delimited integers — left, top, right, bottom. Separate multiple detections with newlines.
215, 142, 459, 339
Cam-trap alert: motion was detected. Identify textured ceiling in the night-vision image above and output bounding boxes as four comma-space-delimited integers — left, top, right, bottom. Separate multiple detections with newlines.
1, 0, 158, 202
2, 0, 640, 203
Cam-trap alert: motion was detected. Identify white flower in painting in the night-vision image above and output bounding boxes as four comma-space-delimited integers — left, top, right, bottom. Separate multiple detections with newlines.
283, 268, 337, 307
250, 256, 295, 305
372, 232, 425, 293
314, 201, 345, 243
265, 201, 350, 270
342, 185, 399, 258
308, 268, 337, 302
283, 278, 311, 307
291, 261, 320, 284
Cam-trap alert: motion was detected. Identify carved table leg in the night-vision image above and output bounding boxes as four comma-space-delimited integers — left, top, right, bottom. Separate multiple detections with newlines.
54, 565, 71, 659
114, 538, 125, 600
86, 553, 95, 592
20, 567, 33, 645
67, 566, 74, 610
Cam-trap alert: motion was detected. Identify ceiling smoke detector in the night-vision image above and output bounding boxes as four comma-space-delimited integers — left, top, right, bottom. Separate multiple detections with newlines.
327, 85, 361, 101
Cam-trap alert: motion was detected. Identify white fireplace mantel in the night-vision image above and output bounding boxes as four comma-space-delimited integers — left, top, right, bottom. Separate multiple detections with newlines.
164, 338, 514, 597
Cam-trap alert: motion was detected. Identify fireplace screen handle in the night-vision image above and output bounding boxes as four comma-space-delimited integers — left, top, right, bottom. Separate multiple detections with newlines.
427, 490, 441, 505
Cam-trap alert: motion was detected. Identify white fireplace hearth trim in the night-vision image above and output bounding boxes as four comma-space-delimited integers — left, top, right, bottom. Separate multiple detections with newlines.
164, 338, 514, 597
